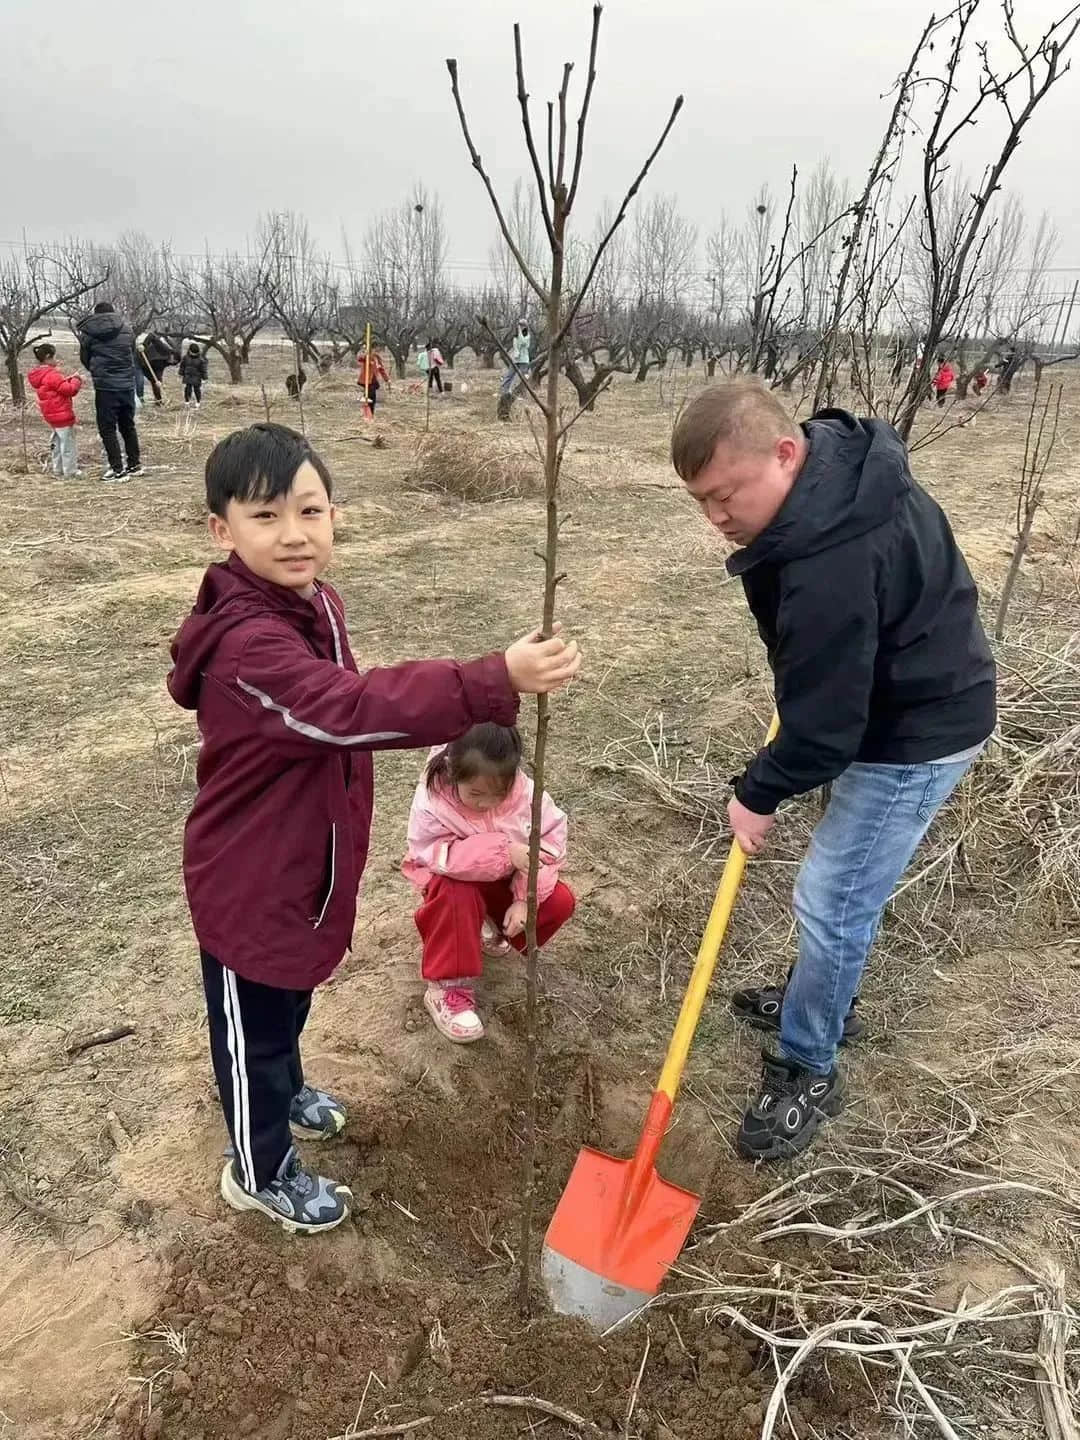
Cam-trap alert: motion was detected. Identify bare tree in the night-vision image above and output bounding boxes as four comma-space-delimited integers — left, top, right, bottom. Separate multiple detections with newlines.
490, 179, 547, 323
893, 0, 1080, 440
258, 210, 334, 371
171, 249, 270, 382
627, 194, 697, 380
447, 4, 681, 1313
79, 231, 174, 334
0, 246, 105, 404
995, 378, 1063, 639
362, 184, 449, 376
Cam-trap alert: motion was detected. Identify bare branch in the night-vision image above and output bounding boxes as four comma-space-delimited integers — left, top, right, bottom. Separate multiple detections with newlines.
567, 5, 602, 210
513, 25, 558, 246
554, 93, 684, 348
445, 58, 549, 303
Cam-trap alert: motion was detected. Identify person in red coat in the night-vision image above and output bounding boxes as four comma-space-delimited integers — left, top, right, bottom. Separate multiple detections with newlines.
168, 423, 582, 1233
28, 343, 82, 477
932, 356, 955, 407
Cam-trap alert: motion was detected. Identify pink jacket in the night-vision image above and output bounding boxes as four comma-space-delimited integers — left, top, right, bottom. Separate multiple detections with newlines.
403, 752, 568, 904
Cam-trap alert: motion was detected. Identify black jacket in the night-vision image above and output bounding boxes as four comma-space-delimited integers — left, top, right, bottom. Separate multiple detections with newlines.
731, 410, 996, 815
78, 312, 136, 392
141, 333, 180, 371
179, 350, 208, 383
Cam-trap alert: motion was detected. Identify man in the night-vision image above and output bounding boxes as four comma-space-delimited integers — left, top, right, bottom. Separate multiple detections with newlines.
77, 301, 143, 480
671, 381, 995, 1162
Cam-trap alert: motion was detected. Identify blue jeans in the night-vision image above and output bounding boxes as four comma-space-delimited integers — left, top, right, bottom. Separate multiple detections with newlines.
781, 749, 982, 1074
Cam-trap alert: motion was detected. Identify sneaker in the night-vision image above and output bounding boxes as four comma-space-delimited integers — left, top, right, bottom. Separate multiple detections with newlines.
736, 1051, 844, 1163
126, 464, 145, 477
423, 980, 484, 1043
290, 1084, 347, 1142
732, 979, 865, 1045
481, 917, 511, 959
101, 468, 128, 482
219, 1145, 352, 1234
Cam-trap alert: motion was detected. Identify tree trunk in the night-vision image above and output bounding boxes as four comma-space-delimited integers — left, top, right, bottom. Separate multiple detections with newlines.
995, 510, 1036, 640
5, 348, 25, 405
706, 357, 717, 377
227, 350, 244, 384
479, 347, 497, 369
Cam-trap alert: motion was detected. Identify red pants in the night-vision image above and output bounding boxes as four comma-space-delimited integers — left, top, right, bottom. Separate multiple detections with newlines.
415, 875, 576, 982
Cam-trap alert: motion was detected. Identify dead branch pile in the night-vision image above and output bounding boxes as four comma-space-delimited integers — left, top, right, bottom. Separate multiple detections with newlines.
406, 431, 543, 504
594, 632, 1080, 953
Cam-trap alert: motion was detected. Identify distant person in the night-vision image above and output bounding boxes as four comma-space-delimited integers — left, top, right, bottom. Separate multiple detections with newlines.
357, 347, 390, 413
420, 339, 445, 394
28, 343, 82, 478
181, 343, 209, 408
166, 422, 581, 1232
932, 356, 955, 408
972, 367, 990, 397
77, 301, 142, 480
285, 370, 307, 400
500, 320, 532, 398
137, 332, 180, 405
404, 724, 575, 1043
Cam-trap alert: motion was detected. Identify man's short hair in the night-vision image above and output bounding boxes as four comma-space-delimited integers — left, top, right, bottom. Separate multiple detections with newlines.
93, 300, 115, 314
32, 343, 56, 362
671, 380, 800, 483
205, 423, 333, 518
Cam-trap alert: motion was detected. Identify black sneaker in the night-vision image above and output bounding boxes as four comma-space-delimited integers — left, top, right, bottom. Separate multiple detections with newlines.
127, 464, 145, 477
736, 1051, 844, 1163
219, 1145, 352, 1234
732, 980, 865, 1044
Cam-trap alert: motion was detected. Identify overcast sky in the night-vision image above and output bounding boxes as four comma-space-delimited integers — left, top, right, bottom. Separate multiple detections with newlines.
4, 0, 1079, 297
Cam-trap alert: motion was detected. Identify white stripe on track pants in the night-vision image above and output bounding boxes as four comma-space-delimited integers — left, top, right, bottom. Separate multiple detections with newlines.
200, 951, 312, 1192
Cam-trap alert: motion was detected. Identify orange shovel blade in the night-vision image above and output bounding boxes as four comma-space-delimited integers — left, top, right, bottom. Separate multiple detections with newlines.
542, 1145, 700, 1330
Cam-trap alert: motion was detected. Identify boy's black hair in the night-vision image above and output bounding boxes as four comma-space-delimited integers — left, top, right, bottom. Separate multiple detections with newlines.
189, 343, 201, 354
426, 723, 522, 795
93, 300, 115, 314
32, 343, 56, 362
205, 423, 333, 517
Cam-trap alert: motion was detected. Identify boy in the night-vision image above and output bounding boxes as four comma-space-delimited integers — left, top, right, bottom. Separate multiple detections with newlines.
670, 382, 994, 1162
168, 423, 580, 1232
28, 343, 82, 477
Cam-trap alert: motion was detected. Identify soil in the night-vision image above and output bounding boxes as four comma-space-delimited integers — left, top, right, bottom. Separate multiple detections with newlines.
1, 346, 1078, 1440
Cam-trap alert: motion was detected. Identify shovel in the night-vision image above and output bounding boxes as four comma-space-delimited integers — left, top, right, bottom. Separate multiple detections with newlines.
542, 713, 780, 1330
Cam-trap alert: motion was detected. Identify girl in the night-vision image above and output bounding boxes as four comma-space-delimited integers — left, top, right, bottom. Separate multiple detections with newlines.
403, 723, 575, 1043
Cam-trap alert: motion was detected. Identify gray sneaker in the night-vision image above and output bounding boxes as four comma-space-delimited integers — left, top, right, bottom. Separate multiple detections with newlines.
220, 1146, 352, 1234
290, 1084, 347, 1142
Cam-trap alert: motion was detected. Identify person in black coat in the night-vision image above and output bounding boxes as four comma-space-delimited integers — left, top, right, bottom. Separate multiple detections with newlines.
671, 380, 995, 1163
77, 301, 142, 479
179, 344, 209, 408
137, 331, 181, 403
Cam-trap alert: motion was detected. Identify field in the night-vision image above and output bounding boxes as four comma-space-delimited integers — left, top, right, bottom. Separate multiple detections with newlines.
1, 346, 1079, 1440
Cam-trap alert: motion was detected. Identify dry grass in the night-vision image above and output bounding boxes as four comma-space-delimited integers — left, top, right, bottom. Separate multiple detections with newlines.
405, 428, 545, 503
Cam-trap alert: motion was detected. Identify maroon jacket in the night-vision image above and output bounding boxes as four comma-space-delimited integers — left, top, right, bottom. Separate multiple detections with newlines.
167, 555, 518, 989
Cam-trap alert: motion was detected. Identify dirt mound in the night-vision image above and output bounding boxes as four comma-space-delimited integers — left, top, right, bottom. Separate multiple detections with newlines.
99, 1081, 863, 1440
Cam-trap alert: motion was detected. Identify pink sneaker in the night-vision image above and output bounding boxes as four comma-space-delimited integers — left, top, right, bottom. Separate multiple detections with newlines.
481, 917, 511, 959
424, 981, 485, 1043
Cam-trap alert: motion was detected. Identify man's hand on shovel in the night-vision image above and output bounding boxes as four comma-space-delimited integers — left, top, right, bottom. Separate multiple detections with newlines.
728, 795, 775, 855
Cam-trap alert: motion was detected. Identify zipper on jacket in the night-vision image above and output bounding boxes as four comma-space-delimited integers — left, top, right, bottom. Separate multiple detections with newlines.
312, 823, 337, 929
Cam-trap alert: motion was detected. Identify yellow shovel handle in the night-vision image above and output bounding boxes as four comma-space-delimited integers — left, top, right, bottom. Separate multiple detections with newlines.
656, 711, 780, 1104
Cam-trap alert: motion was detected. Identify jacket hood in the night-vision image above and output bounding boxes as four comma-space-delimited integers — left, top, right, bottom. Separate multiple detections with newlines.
727, 409, 911, 575
27, 364, 55, 389
168, 554, 321, 709
78, 311, 125, 343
